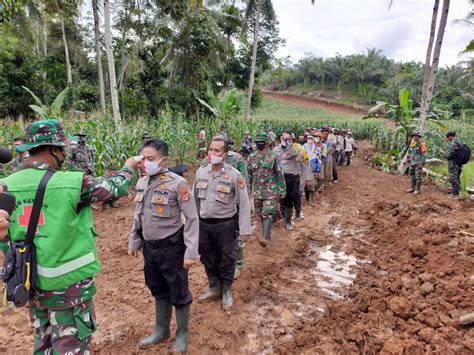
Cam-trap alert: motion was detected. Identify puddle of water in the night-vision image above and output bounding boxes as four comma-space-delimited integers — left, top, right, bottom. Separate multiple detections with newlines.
311, 244, 368, 300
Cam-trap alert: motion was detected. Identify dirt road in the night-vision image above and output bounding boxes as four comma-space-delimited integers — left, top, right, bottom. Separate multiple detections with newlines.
1, 142, 473, 354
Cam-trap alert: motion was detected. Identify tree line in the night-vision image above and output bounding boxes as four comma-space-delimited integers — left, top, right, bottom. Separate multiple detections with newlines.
0, 0, 282, 121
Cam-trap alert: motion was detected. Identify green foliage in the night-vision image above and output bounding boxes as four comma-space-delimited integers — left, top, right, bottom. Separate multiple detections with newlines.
23, 86, 69, 119
197, 88, 241, 120
262, 50, 474, 117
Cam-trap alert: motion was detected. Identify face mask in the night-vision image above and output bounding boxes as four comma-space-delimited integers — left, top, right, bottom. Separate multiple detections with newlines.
315, 138, 321, 143
299, 140, 306, 145
307, 140, 314, 146
208, 153, 224, 165
142, 158, 164, 176
256, 143, 266, 151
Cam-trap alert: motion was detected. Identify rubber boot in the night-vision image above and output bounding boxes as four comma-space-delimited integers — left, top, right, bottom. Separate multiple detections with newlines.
285, 208, 293, 231
405, 180, 415, 193
139, 298, 172, 349
259, 218, 272, 247
172, 305, 190, 353
234, 246, 244, 280
222, 284, 233, 311
296, 210, 302, 221
198, 275, 221, 302
413, 181, 421, 195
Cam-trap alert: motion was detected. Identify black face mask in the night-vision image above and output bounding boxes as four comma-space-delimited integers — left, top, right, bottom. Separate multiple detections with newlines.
256, 143, 267, 151
299, 140, 306, 145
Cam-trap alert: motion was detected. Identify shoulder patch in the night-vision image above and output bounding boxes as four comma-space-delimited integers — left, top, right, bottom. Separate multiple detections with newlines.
178, 185, 191, 202
237, 176, 245, 189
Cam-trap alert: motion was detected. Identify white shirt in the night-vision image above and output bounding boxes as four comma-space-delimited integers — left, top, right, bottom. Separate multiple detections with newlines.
345, 137, 355, 152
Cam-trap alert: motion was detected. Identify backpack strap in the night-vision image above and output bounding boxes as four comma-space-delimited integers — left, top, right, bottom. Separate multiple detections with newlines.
25, 169, 56, 246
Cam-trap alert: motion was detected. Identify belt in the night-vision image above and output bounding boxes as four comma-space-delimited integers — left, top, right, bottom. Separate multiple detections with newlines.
284, 173, 298, 178
144, 227, 183, 249
200, 215, 236, 224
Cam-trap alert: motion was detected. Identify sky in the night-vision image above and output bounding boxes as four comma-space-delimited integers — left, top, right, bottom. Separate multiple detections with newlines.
272, 0, 473, 66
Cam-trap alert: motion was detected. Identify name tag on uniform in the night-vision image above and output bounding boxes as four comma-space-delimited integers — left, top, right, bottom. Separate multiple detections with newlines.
134, 194, 143, 202
217, 184, 231, 193
197, 181, 208, 189
152, 195, 168, 204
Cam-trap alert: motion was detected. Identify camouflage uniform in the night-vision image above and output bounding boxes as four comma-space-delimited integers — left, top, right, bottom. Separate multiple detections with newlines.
445, 140, 462, 196
249, 133, 286, 246
69, 141, 96, 176
3, 120, 136, 354
406, 136, 427, 193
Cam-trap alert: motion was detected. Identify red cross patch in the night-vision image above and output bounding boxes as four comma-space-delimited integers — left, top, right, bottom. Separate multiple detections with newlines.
18, 205, 45, 233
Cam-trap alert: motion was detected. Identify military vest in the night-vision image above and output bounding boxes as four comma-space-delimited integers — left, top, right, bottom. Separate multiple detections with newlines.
2, 169, 100, 290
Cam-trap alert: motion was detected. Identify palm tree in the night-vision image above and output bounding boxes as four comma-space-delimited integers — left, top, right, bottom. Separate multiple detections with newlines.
104, 0, 121, 126
243, 0, 275, 120
92, 0, 106, 112
54, 0, 73, 86
418, 0, 450, 130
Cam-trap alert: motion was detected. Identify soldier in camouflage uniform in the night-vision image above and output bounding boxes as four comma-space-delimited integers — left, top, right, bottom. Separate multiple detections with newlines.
0, 120, 139, 354
69, 132, 96, 175
248, 133, 286, 247
445, 131, 462, 196
12, 137, 30, 171
405, 131, 427, 195
201, 139, 249, 280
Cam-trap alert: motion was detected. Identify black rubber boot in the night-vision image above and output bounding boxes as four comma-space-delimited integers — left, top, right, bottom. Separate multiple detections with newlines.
198, 275, 222, 302
285, 208, 293, 230
234, 246, 244, 280
295, 210, 302, 221
259, 218, 273, 247
139, 298, 172, 349
222, 283, 233, 311
172, 305, 190, 353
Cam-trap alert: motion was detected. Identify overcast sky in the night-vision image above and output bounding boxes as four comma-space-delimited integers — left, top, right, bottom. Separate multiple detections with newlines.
272, 0, 472, 66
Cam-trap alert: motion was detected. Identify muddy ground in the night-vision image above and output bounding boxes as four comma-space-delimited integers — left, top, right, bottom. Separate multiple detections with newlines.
1, 141, 473, 354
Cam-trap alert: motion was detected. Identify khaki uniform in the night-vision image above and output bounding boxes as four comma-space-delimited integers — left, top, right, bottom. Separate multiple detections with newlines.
194, 163, 251, 285
129, 169, 199, 305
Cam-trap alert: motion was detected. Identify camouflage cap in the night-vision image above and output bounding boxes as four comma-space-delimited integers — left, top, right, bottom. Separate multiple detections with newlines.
411, 130, 423, 137
16, 119, 72, 153
254, 132, 269, 143
142, 131, 152, 138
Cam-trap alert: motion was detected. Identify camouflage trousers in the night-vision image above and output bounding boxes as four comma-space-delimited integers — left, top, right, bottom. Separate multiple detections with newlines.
448, 162, 462, 195
29, 298, 97, 354
254, 199, 278, 220
409, 165, 423, 184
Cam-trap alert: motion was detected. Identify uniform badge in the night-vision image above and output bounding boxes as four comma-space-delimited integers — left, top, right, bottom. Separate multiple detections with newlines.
219, 192, 226, 199
156, 207, 165, 215
153, 196, 165, 204
159, 174, 166, 180
178, 185, 191, 202
237, 176, 245, 189
224, 173, 230, 180
159, 183, 168, 190
134, 194, 143, 202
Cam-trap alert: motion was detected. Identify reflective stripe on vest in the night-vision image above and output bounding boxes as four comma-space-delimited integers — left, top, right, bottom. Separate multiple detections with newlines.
37, 252, 96, 278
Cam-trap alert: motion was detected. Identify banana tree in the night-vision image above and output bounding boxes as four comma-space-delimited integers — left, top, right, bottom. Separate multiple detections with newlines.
22, 86, 69, 118
197, 88, 241, 120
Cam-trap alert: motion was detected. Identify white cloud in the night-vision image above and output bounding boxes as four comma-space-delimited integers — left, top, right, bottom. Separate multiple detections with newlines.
273, 0, 473, 65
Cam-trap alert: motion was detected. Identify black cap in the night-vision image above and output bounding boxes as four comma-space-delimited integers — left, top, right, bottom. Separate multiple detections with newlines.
446, 131, 456, 138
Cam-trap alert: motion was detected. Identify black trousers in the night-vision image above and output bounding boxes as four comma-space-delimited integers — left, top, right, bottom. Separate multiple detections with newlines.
346, 151, 352, 166
283, 174, 301, 212
199, 217, 237, 286
142, 228, 192, 306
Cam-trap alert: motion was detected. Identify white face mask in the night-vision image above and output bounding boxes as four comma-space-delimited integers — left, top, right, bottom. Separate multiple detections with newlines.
209, 154, 224, 165
143, 158, 164, 176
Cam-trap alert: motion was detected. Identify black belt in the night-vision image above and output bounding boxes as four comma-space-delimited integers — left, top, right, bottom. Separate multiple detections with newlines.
284, 173, 298, 178
200, 215, 236, 224
144, 227, 183, 249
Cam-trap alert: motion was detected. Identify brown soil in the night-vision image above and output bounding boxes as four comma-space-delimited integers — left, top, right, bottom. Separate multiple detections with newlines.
1, 144, 473, 354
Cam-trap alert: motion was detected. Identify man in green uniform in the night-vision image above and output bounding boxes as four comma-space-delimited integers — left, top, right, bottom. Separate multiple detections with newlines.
0, 119, 138, 354
248, 133, 286, 247
68, 132, 96, 175
405, 131, 427, 195
445, 131, 462, 196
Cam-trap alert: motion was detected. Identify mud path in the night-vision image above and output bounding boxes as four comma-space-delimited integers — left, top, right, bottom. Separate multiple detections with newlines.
1, 143, 473, 354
